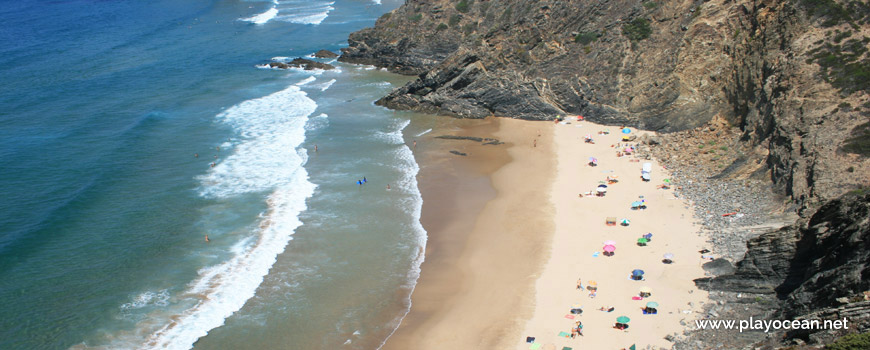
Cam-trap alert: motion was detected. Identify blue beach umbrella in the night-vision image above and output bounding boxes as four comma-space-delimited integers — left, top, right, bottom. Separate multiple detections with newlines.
631, 269, 644, 276
631, 201, 642, 208
622, 128, 631, 134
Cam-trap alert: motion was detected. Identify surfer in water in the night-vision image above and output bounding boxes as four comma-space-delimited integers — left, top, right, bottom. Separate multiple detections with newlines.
357, 180, 363, 186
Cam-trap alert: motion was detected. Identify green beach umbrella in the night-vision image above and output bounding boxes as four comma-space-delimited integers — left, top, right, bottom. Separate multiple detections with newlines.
646, 301, 659, 308
616, 316, 631, 323
637, 238, 649, 244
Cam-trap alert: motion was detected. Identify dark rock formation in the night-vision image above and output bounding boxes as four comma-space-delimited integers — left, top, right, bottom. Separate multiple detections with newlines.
695, 193, 870, 345
267, 58, 335, 70
435, 135, 484, 142
449, 150, 467, 156
313, 49, 339, 58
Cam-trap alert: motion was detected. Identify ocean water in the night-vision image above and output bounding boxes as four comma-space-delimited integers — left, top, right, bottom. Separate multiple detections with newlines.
0, 0, 430, 349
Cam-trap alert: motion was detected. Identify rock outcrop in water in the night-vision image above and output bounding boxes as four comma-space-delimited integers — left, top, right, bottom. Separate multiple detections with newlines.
267, 58, 335, 70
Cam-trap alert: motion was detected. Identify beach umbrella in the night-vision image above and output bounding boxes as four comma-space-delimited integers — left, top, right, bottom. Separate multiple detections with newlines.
617, 316, 631, 323
637, 238, 649, 244
620, 218, 630, 225
624, 147, 633, 152
589, 157, 598, 163
598, 184, 608, 188
572, 303, 583, 309
603, 240, 616, 246
603, 245, 616, 252
663, 179, 671, 183
631, 269, 644, 276
622, 128, 631, 134
639, 286, 652, 293
631, 201, 643, 207
588, 280, 598, 286
646, 301, 659, 308
643, 233, 653, 240
663, 253, 674, 259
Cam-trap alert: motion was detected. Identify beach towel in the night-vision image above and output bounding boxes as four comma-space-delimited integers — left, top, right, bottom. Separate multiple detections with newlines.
558, 331, 570, 338
631, 296, 643, 300
562, 347, 573, 350
592, 252, 600, 257
564, 314, 575, 319
530, 343, 542, 350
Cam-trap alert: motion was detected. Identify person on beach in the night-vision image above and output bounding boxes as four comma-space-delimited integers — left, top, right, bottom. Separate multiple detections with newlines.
413, 140, 417, 149
576, 278, 583, 290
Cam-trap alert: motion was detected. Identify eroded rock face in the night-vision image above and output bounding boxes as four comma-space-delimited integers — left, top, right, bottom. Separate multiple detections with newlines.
341, 0, 870, 204
695, 193, 870, 345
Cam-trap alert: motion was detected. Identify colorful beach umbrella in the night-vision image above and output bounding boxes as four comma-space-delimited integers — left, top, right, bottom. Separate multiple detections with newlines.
589, 157, 598, 163
624, 147, 632, 152
622, 128, 631, 134
663, 253, 674, 259
617, 316, 631, 323
637, 238, 649, 244
603, 240, 616, 246
603, 245, 616, 252
631, 269, 644, 276
646, 302, 659, 308
639, 286, 652, 293
620, 218, 630, 225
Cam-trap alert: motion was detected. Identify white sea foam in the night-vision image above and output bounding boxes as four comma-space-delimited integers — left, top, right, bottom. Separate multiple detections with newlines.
372, 0, 381, 4
304, 113, 329, 131
120, 290, 170, 312
241, 7, 278, 25
241, 1, 333, 25
414, 128, 432, 137
295, 76, 317, 86
375, 119, 428, 349
127, 85, 317, 350
274, 1, 334, 25
271, 56, 291, 62
318, 79, 336, 91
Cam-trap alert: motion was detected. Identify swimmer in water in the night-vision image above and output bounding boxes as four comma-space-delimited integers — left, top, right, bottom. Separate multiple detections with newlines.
314, 144, 318, 152
363, 177, 367, 183
194, 153, 199, 158
357, 180, 363, 186
386, 184, 391, 190
205, 235, 210, 242
210, 162, 215, 167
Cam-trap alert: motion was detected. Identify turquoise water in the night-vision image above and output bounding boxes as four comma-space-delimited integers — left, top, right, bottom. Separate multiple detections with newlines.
0, 0, 431, 348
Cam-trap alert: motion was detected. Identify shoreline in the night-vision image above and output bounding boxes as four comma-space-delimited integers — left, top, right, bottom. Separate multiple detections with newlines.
390, 117, 711, 349
385, 117, 556, 349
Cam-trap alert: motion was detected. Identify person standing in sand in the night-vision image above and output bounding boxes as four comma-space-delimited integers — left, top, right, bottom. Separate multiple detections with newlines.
576, 278, 583, 290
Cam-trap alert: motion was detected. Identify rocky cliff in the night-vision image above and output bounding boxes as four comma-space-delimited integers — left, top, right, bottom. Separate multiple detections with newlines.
341, 0, 870, 205
693, 193, 870, 346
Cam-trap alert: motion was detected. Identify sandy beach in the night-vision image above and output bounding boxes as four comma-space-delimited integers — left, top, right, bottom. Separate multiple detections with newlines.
516, 120, 710, 349
386, 117, 555, 349
388, 117, 709, 350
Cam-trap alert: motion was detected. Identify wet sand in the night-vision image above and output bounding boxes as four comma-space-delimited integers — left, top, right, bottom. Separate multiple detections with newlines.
386, 117, 555, 349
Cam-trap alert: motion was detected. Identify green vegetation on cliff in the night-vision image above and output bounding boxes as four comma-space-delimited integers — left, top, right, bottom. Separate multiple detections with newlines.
622, 18, 651, 41
826, 332, 870, 350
